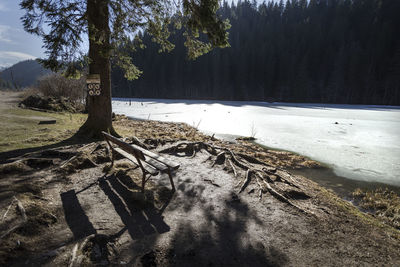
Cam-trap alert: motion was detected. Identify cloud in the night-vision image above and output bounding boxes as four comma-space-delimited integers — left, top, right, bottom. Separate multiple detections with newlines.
0, 25, 12, 43
0, 51, 37, 61
0, 51, 37, 68
0, 3, 8, 11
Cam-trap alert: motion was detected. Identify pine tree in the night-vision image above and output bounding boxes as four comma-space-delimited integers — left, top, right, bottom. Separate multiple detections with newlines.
20, 0, 230, 137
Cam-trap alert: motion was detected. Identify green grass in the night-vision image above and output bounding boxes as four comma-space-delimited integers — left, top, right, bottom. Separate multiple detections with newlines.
0, 107, 87, 152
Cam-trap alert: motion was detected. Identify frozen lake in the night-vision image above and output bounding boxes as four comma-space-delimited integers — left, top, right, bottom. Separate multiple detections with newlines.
113, 98, 400, 187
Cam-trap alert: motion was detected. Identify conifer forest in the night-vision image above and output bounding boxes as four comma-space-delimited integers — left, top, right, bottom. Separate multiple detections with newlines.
111, 0, 400, 105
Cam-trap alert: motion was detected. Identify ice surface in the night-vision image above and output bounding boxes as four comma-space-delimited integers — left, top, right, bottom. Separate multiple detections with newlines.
113, 98, 400, 186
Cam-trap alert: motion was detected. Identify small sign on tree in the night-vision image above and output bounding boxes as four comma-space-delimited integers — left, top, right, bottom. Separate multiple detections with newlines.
86, 74, 101, 96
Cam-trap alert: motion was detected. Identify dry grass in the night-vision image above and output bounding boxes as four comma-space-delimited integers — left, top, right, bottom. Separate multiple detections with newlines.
352, 188, 400, 230
316, 186, 400, 240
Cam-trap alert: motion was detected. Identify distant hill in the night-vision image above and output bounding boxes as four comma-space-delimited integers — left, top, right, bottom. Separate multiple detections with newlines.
0, 60, 52, 90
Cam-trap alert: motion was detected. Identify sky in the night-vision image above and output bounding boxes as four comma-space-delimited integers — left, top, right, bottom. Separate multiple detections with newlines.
0, 0, 45, 68
0, 0, 270, 69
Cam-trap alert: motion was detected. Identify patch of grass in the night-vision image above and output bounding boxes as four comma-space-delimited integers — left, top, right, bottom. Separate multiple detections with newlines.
113, 115, 211, 142
0, 106, 87, 152
352, 188, 400, 230
318, 187, 400, 240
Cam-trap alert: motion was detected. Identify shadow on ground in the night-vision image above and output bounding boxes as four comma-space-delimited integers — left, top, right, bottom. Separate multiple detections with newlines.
0, 132, 96, 164
61, 190, 97, 240
98, 174, 171, 240
109, 165, 289, 266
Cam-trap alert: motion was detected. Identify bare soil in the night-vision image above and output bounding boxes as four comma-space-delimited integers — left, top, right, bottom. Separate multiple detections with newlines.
0, 92, 399, 266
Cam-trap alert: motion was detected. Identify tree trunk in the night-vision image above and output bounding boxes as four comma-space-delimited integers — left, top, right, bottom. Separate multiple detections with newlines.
78, 0, 118, 138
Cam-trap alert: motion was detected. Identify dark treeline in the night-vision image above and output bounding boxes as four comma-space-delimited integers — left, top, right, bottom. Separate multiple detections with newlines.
112, 0, 400, 105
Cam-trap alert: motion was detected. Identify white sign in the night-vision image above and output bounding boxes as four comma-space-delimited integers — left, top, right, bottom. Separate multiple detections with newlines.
87, 74, 101, 96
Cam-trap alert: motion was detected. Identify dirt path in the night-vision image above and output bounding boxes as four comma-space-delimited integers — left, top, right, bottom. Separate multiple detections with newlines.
0, 91, 53, 121
0, 91, 22, 109
1, 140, 399, 266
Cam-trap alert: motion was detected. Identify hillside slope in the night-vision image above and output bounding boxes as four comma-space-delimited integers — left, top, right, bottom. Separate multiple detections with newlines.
0, 60, 51, 89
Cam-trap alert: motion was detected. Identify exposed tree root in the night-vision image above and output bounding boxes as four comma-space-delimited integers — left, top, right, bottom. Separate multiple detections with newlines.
76, 122, 121, 140
69, 243, 79, 267
160, 141, 311, 213
239, 170, 252, 194
228, 159, 237, 177
159, 141, 218, 156
128, 136, 149, 150
212, 151, 225, 167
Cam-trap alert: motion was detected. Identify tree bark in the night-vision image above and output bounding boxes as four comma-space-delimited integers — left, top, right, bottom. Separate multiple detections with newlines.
78, 0, 118, 138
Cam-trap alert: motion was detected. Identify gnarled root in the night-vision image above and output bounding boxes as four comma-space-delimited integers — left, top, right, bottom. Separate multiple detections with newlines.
239, 170, 252, 194
255, 172, 306, 213
160, 141, 310, 213
159, 142, 218, 157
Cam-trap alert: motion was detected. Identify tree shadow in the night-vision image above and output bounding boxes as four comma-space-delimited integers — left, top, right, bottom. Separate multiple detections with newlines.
98, 174, 171, 241
60, 189, 97, 240
125, 182, 289, 267
0, 132, 95, 164
166, 193, 288, 267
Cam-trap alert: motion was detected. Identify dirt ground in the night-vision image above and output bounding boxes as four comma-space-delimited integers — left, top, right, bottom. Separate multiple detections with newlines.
1, 91, 400, 266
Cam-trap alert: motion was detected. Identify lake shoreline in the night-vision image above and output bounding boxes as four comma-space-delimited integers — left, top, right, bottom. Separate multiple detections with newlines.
113, 97, 400, 188
125, 113, 400, 199
251, 140, 400, 197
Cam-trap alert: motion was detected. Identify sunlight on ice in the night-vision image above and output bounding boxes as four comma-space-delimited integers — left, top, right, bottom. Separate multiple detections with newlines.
113, 98, 400, 187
